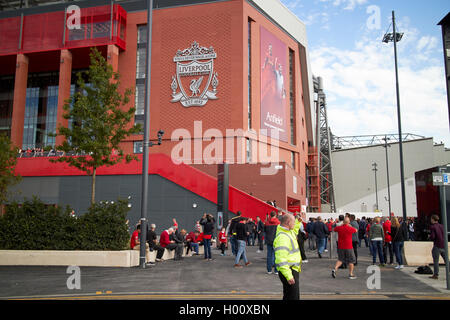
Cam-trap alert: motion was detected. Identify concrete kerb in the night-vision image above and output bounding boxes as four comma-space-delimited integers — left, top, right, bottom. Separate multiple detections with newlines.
0, 245, 206, 267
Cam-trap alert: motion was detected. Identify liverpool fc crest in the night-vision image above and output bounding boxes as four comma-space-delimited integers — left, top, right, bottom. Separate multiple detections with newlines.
171, 41, 219, 107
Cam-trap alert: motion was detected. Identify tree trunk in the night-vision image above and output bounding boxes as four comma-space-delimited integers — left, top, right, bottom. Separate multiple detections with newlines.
91, 167, 96, 205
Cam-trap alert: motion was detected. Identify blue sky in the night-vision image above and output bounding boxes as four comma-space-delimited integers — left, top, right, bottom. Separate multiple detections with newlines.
281, 0, 450, 146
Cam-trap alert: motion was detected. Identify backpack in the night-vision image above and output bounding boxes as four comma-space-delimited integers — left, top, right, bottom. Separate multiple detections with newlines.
414, 265, 433, 274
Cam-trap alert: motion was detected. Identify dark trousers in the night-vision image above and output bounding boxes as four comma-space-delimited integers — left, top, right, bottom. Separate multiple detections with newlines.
297, 235, 307, 261
166, 243, 183, 259
278, 268, 300, 300
432, 246, 447, 276
230, 236, 238, 256
352, 241, 358, 264
383, 241, 393, 264
204, 238, 212, 259
220, 242, 226, 254
151, 244, 165, 260
257, 232, 264, 251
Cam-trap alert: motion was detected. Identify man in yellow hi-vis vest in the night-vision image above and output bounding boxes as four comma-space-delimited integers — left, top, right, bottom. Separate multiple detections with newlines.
274, 213, 303, 300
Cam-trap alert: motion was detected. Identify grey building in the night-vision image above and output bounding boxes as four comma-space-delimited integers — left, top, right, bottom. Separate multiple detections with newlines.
331, 136, 450, 217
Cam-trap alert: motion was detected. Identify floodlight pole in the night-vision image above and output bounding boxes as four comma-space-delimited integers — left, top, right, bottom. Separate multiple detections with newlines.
139, 0, 153, 269
391, 10, 407, 221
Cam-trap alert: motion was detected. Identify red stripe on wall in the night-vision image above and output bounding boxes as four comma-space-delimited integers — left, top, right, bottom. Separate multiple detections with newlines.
14, 153, 276, 219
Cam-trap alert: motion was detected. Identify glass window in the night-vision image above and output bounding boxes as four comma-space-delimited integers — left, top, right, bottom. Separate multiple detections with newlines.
291, 151, 295, 170
0, 76, 14, 137
134, 83, 145, 115
22, 72, 59, 150
136, 48, 147, 79
134, 141, 143, 154
134, 25, 148, 126
246, 138, 251, 163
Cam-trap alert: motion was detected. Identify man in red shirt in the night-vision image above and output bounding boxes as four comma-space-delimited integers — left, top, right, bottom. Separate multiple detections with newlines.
332, 217, 358, 279
130, 225, 140, 249
383, 218, 394, 265
130, 225, 153, 265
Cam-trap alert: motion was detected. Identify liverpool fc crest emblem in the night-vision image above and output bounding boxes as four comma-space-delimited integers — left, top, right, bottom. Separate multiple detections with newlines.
171, 41, 219, 107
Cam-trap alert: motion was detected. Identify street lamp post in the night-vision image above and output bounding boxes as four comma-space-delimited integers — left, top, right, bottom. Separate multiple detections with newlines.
139, 0, 154, 269
382, 135, 392, 216
383, 10, 407, 221
372, 162, 379, 211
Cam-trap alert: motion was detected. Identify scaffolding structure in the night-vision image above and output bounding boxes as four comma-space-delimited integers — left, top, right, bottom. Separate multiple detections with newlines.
332, 133, 426, 150
312, 76, 336, 213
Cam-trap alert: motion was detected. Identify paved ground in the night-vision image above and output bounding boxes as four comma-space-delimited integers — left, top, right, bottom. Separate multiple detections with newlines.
0, 245, 449, 300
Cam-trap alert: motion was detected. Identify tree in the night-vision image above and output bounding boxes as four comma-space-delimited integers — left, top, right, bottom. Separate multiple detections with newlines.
51, 48, 141, 204
0, 134, 21, 208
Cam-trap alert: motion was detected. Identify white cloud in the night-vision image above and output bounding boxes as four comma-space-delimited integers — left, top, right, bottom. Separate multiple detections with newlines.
283, 0, 304, 10
302, 12, 330, 27
416, 36, 438, 52
320, 0, 368, 11
310, 34, 449, 146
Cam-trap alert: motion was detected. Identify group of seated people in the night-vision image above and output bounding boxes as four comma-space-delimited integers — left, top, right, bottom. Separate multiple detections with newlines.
129, 218, 209, 265
18, 148, 66, 158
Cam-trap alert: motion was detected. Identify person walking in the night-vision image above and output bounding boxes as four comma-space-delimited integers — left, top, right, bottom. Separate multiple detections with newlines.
256, 216, 265, 253
218, 227, 227, 256
264, 211, 280, 274
349, 214, 359, 265
312, 216, 329, 258
246, 218, 256, 246
429, 215, 447, 279
359, 217, 368, 248
234, 218, 251, 268
369, 217, 385, 266
307, 218, 317, 251
383, 217, 394, 265
389, 217, 408, 269
274, 213, 302, 300
408, 218, 416, 241
366, 218, 373, 256
229, 211, 243, 256
200, 213, 215, 261
296, 214, 308, 263
331, 217, 358, 279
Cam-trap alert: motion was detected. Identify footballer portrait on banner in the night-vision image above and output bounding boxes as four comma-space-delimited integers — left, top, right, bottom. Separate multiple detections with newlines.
260, 26, 288, 142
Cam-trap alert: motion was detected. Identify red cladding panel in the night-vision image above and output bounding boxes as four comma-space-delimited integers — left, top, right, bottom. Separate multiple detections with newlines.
0, 4, 126, 57
22, 11, 65, 53
229, 186, 277, 220
0, 17, 21, 55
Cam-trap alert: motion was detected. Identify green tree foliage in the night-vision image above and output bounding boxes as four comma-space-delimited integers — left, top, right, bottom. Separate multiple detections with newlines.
51, 48, 141, 204
0, 133, 21, 206
0, 197, 130, 251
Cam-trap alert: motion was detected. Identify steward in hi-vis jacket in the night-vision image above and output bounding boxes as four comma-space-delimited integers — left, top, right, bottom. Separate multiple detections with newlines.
273, 213, 302, 300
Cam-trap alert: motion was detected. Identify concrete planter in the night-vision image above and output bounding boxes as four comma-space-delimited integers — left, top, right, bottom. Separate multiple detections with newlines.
0, 250, 140, 267
404, 241, 449, 266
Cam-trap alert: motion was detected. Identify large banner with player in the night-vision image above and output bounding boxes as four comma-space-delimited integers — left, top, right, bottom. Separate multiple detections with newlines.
260, 26, 288, 142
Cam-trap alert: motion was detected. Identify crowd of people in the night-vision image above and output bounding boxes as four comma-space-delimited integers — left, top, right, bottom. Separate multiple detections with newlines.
304, 214, 415, 270
17, 148, 66, 157
17, 148, 122, 158
129, 211, 447, 283
129, 211, 287, 269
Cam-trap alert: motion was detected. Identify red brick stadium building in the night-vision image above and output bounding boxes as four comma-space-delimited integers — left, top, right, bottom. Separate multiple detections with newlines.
0, 0, 319, 229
